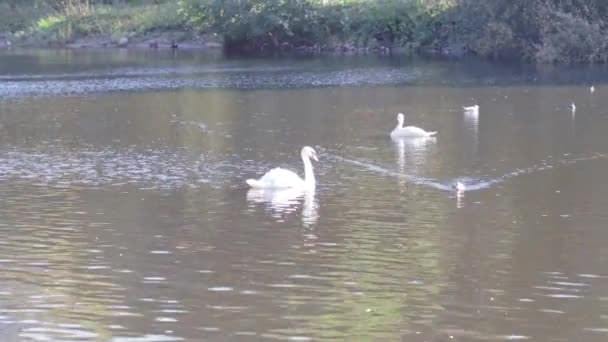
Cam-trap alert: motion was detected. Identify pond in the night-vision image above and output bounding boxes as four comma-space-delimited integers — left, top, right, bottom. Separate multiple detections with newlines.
1, 48, 608, 341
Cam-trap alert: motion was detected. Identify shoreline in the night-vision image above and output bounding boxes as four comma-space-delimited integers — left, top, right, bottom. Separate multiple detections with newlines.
1, 32, 455, 59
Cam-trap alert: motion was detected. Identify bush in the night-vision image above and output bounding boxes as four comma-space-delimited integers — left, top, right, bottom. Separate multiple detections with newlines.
442, 0, 608, 63
535, 11, 608, 63
177, 0, 438, 52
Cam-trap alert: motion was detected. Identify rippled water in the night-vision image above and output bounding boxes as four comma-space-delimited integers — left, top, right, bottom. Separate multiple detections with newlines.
1, 49, 608, 341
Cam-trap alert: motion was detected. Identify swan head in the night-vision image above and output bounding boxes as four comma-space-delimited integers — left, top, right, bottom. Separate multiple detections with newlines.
396, 113, 404, 125
301, 146, 318, 162
453, 182, 465, 192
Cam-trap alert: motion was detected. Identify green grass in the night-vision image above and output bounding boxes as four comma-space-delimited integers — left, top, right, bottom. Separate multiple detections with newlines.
4, 1, 186, 44
78, 2, 185, 36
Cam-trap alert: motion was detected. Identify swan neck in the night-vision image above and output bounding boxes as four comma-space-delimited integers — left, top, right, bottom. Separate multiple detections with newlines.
302, 155, 315, 188
394, 120, 403, 131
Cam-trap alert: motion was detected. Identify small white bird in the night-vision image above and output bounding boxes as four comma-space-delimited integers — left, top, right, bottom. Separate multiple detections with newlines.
453, 182, 466, 192
590, 85, 595, 94
390, 113, 437, 138
246, 146, 318, 190
571, 102, 576, 114
463, 105, 479, 114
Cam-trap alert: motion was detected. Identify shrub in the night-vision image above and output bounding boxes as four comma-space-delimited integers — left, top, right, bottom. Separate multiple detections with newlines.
535, 11, 608, 63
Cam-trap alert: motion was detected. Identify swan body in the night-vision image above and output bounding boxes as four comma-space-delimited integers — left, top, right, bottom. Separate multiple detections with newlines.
571, 102, 576, 114
590, 85, 595, 93
246, 146, 318, 190
463, 105, 479, 114
390, 113, 437, 138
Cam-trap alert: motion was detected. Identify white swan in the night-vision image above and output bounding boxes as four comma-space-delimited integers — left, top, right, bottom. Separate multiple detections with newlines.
571, 102, 576, 115
453, 182, 466, 192
246, 146, 318, 190
590, 85, 595, 93
390, 113, 437, 138
463, 105, 479, 114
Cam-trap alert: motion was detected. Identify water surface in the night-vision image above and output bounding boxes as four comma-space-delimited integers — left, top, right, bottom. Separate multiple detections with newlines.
1, 49, 608, 341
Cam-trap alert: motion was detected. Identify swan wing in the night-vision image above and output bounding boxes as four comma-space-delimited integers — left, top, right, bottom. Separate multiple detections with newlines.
249, 167, 304, 189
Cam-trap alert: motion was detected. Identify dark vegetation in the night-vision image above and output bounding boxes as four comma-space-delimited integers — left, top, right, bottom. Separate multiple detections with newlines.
1, 0, 608, 63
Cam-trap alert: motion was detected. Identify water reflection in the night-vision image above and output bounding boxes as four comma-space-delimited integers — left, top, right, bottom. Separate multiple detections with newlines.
456, 187, 465, 209
247, 188, 319, 227
391, 135, 436, 177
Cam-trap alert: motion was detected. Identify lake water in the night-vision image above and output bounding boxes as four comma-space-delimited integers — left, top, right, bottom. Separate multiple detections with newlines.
1, 48, 608, 341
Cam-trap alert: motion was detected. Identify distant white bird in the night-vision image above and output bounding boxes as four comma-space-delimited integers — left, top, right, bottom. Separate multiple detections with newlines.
453, 182, 466, 192
571, 102, 576, 114
390, 113, 437, 138
590, 85, 595, 94
463, 105, 479, 114
246, 146, 318, 190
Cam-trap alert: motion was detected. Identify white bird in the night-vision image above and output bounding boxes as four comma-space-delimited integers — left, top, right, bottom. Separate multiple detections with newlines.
390, 113, 437, 138
571, 102, 576, 114
246, 146, 318, 190
453, 182, 466, 192
463, 105, 479, 114
590, 85, 595, 93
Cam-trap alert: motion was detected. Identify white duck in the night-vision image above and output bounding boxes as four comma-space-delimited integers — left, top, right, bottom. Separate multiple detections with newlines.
246, 146, 318, 190
390, 113, 437, 138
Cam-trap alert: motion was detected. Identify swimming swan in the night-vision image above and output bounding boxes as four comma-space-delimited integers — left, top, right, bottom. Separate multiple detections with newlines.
246, 146, 318, 190
390, 113, 437, 138
453, 182, 466, 192
463, 105, 479, 114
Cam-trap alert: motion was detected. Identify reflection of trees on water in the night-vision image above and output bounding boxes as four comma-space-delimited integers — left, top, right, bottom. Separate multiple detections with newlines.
285, 171, 449, 340
392, 135, 437, 179
0, 185, 121, 340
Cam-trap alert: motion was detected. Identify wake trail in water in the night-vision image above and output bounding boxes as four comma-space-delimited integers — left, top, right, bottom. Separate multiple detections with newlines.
323, 149, 608, 192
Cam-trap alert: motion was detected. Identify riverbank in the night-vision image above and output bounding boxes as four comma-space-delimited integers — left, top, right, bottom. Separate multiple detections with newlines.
0, 1, 417, 55
1, 1, 608, 63
0, 2, 220, 50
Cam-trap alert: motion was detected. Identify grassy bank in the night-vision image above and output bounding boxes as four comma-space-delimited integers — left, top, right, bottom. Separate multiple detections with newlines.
0, 1, 197, 48
2, 0, 608, 63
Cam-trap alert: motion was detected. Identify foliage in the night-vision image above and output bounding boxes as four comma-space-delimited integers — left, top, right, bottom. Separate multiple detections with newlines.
2, 0, 608, 63
440, 0, 608, 63
27, 1, 185, 43
0, 2, 50, 33
176, 0, 440, 51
